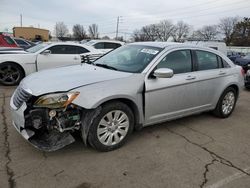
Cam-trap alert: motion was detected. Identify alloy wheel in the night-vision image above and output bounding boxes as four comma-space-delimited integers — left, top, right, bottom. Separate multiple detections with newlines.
97, 110, 129, 146
0, 65, 20, 85
222, 91, 235, 115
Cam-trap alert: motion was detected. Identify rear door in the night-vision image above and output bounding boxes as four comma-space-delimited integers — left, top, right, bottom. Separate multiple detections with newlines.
36, 45, 83, 70
192, 50, 231, 107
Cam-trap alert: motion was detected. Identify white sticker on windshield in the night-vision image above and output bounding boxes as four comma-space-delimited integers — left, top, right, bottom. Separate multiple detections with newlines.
140, 49, 159, 55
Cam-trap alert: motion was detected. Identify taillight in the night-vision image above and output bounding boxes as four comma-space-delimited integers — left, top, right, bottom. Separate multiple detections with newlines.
241, 68, 245, 76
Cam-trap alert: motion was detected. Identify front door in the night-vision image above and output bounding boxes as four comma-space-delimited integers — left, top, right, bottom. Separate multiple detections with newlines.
144, 49, 199, 125
37, 45, 81, 71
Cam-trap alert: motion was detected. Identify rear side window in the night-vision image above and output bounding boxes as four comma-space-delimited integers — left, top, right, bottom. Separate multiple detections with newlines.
15, 39, 29, 45
4, 36, 15, 45
157, 50, 192, 74
196, 50, 218, 71
222, 58, 230, 68
94, 42, 104, 49
76, 46, 89, 54
104, 42, 118, 49
115, 43, 122, 48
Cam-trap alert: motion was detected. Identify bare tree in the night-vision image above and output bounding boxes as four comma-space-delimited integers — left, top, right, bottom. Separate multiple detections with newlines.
72, 24, 87, 41
141, 24, 160, 41
172, 21, 190, 42
132, 21, 173, 42
54, 22, 69, 39
218, 17, 239, 45
132, 19, 188, 42
157, 20, 175, 41
132, 29, 147, 41
194, 25, 219, 40
231, 17, 250, 46
88, 24, 99, 39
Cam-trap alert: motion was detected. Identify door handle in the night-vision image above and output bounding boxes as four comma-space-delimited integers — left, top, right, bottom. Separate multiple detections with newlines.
219, 71, 226, 75
73, 57, 79, 60
186, 75, 196, 80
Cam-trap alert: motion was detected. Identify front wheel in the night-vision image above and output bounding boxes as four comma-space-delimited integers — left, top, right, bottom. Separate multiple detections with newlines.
86, 102, 134, 152
213, 87, 237, 118
0, 62, 24, 86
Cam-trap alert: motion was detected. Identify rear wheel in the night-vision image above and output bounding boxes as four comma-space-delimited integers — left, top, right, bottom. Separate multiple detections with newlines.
213, 87, 237, 118
87, 102, 134, 152
0, 62, 24, 86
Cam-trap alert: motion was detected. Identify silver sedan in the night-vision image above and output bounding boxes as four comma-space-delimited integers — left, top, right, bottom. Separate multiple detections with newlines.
10, 42, 244, 152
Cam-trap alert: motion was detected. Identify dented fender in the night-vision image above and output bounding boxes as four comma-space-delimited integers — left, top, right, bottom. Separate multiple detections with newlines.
71, 74, 145, 125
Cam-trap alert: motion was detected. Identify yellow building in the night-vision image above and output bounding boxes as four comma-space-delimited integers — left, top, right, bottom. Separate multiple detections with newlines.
13, 27, 49, 41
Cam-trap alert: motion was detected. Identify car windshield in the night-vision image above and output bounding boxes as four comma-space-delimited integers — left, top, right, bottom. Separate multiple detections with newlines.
93, 45, 162, 73
26, 43, 50, 53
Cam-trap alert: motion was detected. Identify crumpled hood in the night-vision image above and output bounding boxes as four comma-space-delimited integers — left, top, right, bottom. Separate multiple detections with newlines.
21, 64, 132, 96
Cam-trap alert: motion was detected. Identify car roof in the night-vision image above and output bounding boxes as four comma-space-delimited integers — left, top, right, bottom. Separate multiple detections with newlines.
130, 41, 222, 52
48, 42, 102, 53
87, 40, 125, 44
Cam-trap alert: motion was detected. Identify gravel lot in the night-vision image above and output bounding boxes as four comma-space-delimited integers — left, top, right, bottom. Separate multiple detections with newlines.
1, 86, 250, 188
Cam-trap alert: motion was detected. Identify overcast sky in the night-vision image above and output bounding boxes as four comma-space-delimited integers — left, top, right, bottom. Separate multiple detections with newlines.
0, 0, 249, 39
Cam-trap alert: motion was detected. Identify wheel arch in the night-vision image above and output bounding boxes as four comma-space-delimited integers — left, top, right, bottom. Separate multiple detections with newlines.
226, 84, 239, 99
80, 97, 142, 147
0, 61, 26, 77
98, 98, 141, 128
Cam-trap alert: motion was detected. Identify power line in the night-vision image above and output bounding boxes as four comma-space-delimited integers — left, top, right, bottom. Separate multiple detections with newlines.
122, 0, 248, 24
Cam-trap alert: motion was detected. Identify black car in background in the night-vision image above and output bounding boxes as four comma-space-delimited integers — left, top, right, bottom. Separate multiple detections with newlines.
245, 69, 250, 89
234, 54, 250, 73
234, 54, 250, 89
13, 38, 36, 49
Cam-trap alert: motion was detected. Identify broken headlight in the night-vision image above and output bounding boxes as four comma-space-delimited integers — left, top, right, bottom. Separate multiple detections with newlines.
34, 92, 80, 109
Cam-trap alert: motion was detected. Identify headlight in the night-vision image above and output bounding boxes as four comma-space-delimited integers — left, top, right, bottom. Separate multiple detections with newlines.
34, 92, 80, 109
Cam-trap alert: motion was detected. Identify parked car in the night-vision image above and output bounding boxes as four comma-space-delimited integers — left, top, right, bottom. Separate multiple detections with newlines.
234, 54, 250, 73
0, 33, 18, 48
245, 70, 250, 89
13, 38, 36, 49
227, 51, 242, 63
10, 42, 244, 152
80, 39, 90, 44
84, 40, 124, 53
0, 42, 102, 85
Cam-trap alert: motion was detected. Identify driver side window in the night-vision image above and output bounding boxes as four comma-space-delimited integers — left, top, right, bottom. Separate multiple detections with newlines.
157, 50, 192, 74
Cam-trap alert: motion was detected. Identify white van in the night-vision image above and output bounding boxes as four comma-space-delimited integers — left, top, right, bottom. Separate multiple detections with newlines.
185, 41, 227, 55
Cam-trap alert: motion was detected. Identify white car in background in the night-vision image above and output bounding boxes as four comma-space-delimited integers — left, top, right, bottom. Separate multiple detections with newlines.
0, 42, 102, 86
84, 40, 124, 53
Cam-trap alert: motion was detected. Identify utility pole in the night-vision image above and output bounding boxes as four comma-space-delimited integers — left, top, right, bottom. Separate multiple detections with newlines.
20, 14, 22, 27
115, 16, 120, 40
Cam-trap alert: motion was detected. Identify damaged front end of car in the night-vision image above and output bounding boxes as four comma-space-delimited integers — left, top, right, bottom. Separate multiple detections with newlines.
10, 87, 83, 152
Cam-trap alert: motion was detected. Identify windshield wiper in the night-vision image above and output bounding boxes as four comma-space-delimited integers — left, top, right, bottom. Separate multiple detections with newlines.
94, 63, 118, 70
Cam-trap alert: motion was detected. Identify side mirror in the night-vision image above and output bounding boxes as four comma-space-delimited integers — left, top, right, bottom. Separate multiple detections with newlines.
154, 68, 174, 78
41, 50, 51, 55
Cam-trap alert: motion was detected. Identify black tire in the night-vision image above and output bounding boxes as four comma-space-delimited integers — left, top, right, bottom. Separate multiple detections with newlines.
0, 62, 24, 86
87, 102, 134, 152
213, 87, 237, 118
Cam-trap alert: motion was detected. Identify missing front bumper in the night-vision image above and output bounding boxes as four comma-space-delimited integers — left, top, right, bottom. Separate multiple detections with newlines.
29, 130, 75, 152
11, 100, 76, 152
